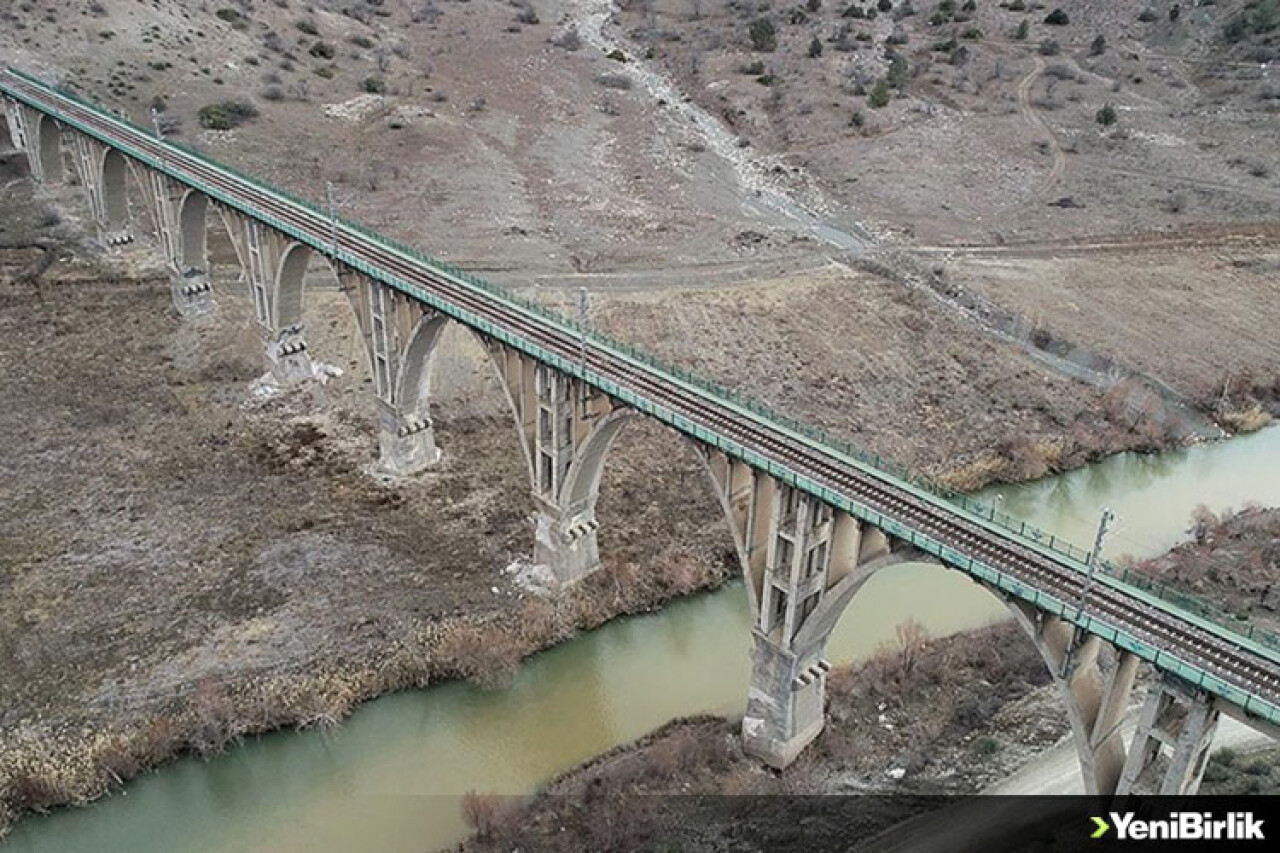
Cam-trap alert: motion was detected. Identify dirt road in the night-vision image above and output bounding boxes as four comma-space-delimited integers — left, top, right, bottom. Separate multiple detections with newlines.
1016, 57, 1068, 203
985, 714, 1270, 795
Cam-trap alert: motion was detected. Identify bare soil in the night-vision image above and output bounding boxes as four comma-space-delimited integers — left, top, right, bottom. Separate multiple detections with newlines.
0, 180, 736, 836
614, 0, 1280, 244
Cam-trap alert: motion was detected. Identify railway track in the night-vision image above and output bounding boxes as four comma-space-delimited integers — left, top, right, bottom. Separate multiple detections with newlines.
6, 72, 1278, 718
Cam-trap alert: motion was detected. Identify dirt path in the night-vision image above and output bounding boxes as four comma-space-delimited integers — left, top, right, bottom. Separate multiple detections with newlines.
910, 223, 1280, 258
985, 715, 1271, 795
1016, 57, 1067, 203
1076, 161, 1280, 203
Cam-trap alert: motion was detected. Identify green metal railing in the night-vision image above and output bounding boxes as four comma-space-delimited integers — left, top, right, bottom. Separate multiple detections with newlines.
5, 68, 1277, 725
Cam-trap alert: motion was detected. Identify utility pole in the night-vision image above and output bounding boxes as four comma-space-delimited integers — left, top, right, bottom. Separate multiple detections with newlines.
325, 181, 339, 258
576, 286, 590, 373
150, 106, 163, 140
1061, 506, 1115, 678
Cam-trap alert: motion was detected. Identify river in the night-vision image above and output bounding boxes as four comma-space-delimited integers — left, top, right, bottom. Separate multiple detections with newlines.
6, 427, 1278, 852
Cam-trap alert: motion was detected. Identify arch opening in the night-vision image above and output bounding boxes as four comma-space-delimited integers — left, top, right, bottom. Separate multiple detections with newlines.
178, 190, 209, 272
0, 108, 13, 151
592, 419, 736, 589
274, 241, 315, 332
806, 550, 1133, 793
37, 115, 61, 181
101, 148, 129, 229
396, 312, 450, 422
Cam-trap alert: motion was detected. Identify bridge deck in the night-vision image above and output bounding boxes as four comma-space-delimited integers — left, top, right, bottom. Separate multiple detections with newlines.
4, 67, 1277, 727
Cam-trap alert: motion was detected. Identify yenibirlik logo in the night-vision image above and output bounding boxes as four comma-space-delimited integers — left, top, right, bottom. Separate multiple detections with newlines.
1091, 812, 1265, 841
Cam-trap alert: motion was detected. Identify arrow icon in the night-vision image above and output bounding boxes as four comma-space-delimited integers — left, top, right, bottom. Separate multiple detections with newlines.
1091, 816, 1111, 839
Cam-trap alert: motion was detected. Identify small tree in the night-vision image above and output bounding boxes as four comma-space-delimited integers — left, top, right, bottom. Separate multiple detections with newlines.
808, 36, 824, 57
878, 0, 893, 11
1096, 103, 1118, 126
749, 17, 777, 52
1090, 34, 1107, 55
198, 99, 259, 130
886, 54, 909, 88
1014, 19, 1029, 40
1044, 8, 1069, 26
869, 77, 891, 107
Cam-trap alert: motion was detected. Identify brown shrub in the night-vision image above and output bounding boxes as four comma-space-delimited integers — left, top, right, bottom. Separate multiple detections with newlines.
885, 618, 930, 680
993, 435, 1051, 481
189, 678, 235, 755
640, 726, 699, 781
515, 596, 574, 647
3, 769, 71, 814
93, 735, 143, 785
135, 714, 181, 765
460, 790, 517, 839
432, 621, 525, 689
657, 556, 704, 596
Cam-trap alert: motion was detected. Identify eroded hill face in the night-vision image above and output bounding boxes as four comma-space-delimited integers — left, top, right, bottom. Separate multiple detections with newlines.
2, 0, 853, 280
614, 0, 1280, 242
4, 1, 1278, 256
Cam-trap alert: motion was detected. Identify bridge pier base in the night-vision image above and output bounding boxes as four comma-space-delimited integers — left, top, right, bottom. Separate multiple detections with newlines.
265, 330, 314, 387
377, 401, 441, 476
1117, 675, 1220, 795
742, 631, 829, 768
533, 503, 601, 587
170, 271, 214, 317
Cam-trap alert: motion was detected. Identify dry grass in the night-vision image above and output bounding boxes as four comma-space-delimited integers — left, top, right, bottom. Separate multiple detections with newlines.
1219, 404, 1273, 434
0, 547, 734, 839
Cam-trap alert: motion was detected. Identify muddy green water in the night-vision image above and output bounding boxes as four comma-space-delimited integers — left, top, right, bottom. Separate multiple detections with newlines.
7, 428, 1279, 853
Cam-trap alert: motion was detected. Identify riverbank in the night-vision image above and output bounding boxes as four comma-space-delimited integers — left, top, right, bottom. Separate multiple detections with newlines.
0, 177, 735, 838
457, 515, 1280, 852
1133, 506, 1280, 635
455, 621, 1070, 852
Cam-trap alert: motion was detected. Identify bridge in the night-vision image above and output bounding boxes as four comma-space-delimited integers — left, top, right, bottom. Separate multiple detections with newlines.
4, 66, 1278, 797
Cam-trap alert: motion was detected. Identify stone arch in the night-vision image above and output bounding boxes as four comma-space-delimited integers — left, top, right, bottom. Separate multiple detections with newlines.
395, 312, 450, 418
783, 546, 1135, 793
37, 114, 61, 181
100, 147, 129, 230
1002, 596, 1137, 795
178, 189, 209, 272
558, 407, 643, 516
386, 312, 540, 481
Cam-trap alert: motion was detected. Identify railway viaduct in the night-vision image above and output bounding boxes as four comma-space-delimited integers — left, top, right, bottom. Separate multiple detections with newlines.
4, 67, 1278, 797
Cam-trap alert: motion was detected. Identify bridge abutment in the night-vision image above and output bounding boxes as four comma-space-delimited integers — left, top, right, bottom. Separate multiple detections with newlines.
743, 631, 829, 768
265, 328, 315, 386
533, 501, 602, 587
377, 401, 441, 476
170, 272, 215, 317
